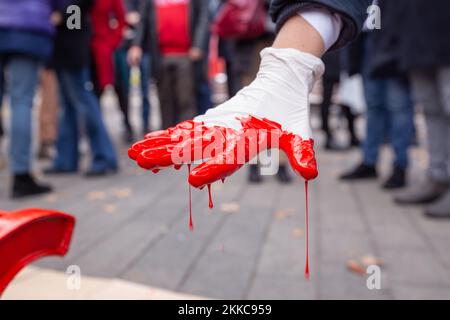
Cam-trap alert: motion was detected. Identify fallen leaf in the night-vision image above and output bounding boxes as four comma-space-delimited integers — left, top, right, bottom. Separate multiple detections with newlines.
220, 202, 240, 214
361, 255, 384, 267
346, 259, 366, 275
88, 191, 106, 201
112, 187, 132, 199
273, 208, 294, 220
291, 228, 304, 238
44, 194, 58, 203
103, 204, 117, 213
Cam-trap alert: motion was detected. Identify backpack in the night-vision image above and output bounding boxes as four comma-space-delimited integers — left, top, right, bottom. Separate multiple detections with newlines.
212, 0, 267, 39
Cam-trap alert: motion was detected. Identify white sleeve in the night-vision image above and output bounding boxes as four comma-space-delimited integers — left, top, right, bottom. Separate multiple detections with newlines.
298, 7, 343, 52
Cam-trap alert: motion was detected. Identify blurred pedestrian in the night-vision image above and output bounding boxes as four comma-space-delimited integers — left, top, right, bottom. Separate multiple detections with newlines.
128, 0, 210, 129
390, 0, 450, 218
114, 0, 152, 139
90, 0, 126, 94
340, 29, 414, 190
320, 51, 360, 151
37, 65, 59, 159
46, 0, 119, 177
0, 0, 58, 197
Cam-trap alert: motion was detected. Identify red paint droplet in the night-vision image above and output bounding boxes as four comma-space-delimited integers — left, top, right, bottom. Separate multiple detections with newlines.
304, 180, 309, 280
221, 178, 225, 184
152, 169, 160, 174
188, 165, 194, 232
207, 184, 213, 209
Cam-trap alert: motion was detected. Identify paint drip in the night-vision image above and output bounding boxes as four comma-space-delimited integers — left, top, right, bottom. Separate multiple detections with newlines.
188, 164, 193, 231
207, 184, 213, 209
304, 180, 309, 280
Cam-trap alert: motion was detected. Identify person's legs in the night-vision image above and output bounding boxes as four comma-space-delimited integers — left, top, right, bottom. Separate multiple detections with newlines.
114, 48, 133, 141
395, 70, 448, 204
8, 55, 52, 197
62, 67, 118, 174
340, 104, 359, 147
50, 69, 80, 172
340, 74, 386, 180
140, 53, 151, 133
0, 57, 4, 140
362, 77, 387, 167
321, 77, 336, 149
157, 58, 177, 129
424, 67, 450, 217
38, 68, 59, 158
386, 77, 414, 170
9, 56, 40, 174
380, 77, 414, 188
174, 57, 196, 123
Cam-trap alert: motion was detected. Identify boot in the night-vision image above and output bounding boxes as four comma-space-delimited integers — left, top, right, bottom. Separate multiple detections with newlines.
248, 164, 262, 183
37, 142, 53, 160
382, 167, 406, 189
340, 163, 377, 180
394, 179, 448, 205
277, 165, 292, 184
12, 173, 53, 199
425, 191, 450, 218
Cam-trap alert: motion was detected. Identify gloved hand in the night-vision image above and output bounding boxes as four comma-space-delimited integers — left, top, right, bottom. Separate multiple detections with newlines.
128, 48, 324, 188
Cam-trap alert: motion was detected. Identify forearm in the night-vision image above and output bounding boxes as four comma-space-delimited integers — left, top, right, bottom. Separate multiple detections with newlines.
272, 15, 326, 57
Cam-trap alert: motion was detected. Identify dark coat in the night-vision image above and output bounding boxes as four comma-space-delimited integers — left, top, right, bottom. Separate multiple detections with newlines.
368, 0, 450, 76
269, 0, 371, 51
53, 0, 94, 70
133, 0, 210, 79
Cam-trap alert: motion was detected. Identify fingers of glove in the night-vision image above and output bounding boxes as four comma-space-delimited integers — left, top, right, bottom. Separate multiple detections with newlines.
282, 136, 318, 180
128, 135, 175, 160
188, 158, 244, 189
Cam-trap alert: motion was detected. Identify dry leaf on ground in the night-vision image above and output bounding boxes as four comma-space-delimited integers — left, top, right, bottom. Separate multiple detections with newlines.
220, 202, 240, 214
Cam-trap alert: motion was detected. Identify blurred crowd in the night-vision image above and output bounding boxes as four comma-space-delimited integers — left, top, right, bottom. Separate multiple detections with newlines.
0, 0, 449, 218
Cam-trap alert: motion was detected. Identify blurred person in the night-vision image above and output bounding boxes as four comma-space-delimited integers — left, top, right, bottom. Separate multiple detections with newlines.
114, 0, 152, 139
90, 0, 126, 94
46, 0, 119, 177
129, 0, 371, 188
90, 0, 131, 141
339, 29, 414, 190
37, 66, 59, 159
0, 0, 59, 197
128, 0, 210, 129
388, 1, 450, 218
320, 51, 360, 150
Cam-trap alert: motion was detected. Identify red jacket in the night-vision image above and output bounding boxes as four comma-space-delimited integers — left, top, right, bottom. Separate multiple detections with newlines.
91, 0, 126, 90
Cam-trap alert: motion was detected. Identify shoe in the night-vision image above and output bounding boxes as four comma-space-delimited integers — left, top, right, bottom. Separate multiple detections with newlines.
11, 173, 53, 198
85, 166, 118, 177
248, 164, 262, 183
425, 191, 450, 218
382, 167, 406, 189
394, 179, 448, 205
37, 143, 53, 160
124, 128, 134, 144
340, 163, 377, 180
350, 137, 360, 148
44, 167, 77, 175
324, 137, 346, 151
277, 165, 292, 184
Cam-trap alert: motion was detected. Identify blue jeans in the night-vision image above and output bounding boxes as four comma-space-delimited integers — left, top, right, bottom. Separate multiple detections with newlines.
362, 74, 414, 169
53, 68, 118, 171
0, 55, 40, 174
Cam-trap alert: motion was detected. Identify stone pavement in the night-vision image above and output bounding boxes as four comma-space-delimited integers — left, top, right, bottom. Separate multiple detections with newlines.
1, 97, 450, 300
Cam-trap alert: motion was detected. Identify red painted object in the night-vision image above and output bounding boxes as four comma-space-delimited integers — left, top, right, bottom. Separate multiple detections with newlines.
129, 115, 318, 188
0, 209, 75, 296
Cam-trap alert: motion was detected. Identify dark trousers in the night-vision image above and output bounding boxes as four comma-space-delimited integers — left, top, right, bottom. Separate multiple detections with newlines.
157, 56, 196, 129
321, 77, 358, 142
